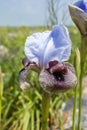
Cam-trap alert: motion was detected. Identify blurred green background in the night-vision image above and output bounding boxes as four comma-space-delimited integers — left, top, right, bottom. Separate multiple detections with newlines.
0, 0, 86, 129
0, 26, 84, 130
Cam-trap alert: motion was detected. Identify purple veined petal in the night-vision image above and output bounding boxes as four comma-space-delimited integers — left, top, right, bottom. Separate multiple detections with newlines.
24, 31, 51, 67
74, 0, 87, 13
43, 24, 71, 67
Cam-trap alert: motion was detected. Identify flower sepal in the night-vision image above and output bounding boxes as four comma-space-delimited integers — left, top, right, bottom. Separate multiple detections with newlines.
69, 0, 87, 36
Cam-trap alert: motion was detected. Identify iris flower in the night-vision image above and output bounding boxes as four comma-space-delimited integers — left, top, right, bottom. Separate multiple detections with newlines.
69, 0, 87, 35
74, 0, 87, 13
19, 24, 77, 94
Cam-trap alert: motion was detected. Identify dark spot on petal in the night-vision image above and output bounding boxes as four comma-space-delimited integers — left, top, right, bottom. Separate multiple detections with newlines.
53, 71, 64, 81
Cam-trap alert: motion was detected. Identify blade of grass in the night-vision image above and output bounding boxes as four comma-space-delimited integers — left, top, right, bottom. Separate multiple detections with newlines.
23, 110, 30, 130
31, 110, 34, 130
36, 110, 40, 130
35, 90, 42, 100
3, 117, 13, 129
3, 99, 14, 119
55, 100, 63, 110
58, 109, 64, 130
52, 96, 61, 109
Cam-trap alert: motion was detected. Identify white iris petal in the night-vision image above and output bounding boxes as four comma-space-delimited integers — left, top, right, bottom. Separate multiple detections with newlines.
43, 25, 71, 66
24, 24, 71, 67
24, 31, 50, 66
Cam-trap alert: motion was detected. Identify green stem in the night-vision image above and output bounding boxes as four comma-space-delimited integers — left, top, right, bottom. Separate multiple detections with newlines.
42, 90, 50, 130
78, 56, 83, 130
78, 72, 83, 130
72, 48, 80, 130
78, 36, 86, 130
72, 84, 78, 130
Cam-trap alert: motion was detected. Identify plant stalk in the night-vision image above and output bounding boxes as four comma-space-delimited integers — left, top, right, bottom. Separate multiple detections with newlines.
78, 71, 83, 130
72, 48, 80, 130
78, 36, 87, 130
42, 90, 50, 130
72, 84, 78, 130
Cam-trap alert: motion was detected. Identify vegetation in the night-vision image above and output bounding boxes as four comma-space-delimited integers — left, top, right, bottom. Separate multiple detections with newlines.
0, 26, 86, 130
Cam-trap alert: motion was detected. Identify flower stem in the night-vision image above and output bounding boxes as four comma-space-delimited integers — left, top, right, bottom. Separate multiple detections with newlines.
72, 48, 80, 130
78, 36, 87, 130
78, 71, 83, 130
42, 90, 50, 130
78, 58, 84, 130
72, 84, 78, 130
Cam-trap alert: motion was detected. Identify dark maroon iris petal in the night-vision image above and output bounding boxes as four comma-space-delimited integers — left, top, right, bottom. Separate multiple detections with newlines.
19, 58, 40, 90
49, 60, 58, 68
49, 61, 68, 83
19, 68, 31, 90
22, 57, 30, 67
49, 61, 67, 86
49, 61, 67, 74
19, 58, 77, 94
39, 62, 77, 94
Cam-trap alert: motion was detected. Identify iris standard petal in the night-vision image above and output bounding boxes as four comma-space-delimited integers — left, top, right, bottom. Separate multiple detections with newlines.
24, 31, 51, 66
43, 24, 71, 66
74, 0, 87, 13
24, 24, 71, 67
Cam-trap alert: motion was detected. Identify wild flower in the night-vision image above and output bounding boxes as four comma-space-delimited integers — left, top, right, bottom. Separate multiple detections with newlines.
19, 24, 77, 94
